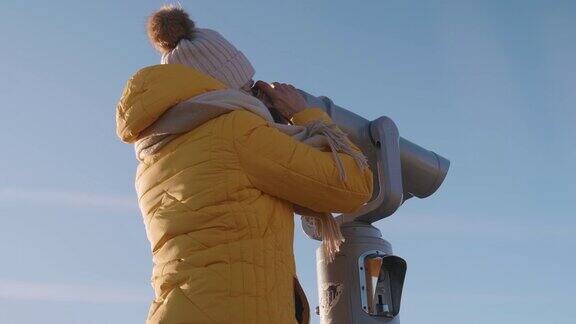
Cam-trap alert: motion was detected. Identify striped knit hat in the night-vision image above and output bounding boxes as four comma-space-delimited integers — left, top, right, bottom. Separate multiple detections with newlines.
161, 28, 255, 90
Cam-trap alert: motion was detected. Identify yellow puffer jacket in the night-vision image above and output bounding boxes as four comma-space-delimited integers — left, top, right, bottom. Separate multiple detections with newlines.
116, 64, 373, 324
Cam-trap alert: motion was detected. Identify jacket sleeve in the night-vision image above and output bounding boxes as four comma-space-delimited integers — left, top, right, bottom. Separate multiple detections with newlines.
232, 108, 374, 213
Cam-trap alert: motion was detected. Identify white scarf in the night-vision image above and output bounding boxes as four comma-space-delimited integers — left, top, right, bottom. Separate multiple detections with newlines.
135, 89, 369, 262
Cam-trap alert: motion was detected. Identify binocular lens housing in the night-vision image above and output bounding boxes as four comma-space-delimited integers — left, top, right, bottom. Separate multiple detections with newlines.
299, 90, 450, 222
399, 138, 450, 199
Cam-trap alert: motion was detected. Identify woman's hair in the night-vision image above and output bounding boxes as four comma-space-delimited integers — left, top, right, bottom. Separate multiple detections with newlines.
146, 5, 195, 54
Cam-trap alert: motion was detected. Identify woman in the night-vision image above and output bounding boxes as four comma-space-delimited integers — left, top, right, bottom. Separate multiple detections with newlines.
116, 5, 373, 324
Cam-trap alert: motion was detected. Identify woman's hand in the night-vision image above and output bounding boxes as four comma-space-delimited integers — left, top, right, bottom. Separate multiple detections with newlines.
254, 81, 308, 119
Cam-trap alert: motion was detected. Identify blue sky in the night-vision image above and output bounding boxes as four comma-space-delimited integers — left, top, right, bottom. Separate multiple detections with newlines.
0, 0, 574, 323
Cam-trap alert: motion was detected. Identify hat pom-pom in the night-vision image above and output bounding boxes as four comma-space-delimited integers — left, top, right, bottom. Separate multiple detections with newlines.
147, 5, 195, 54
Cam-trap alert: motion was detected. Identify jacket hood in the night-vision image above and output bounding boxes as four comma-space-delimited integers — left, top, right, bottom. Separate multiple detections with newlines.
116, 64, 225, 143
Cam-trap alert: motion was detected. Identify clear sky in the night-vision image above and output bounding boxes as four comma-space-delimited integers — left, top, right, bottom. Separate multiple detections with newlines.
1, 1, 574, 323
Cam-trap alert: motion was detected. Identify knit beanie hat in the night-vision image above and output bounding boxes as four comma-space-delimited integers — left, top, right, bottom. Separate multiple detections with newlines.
147, 6, 255, 90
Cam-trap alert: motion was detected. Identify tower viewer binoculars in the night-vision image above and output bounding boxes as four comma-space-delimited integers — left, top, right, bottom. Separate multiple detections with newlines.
299, 91, 450, 324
